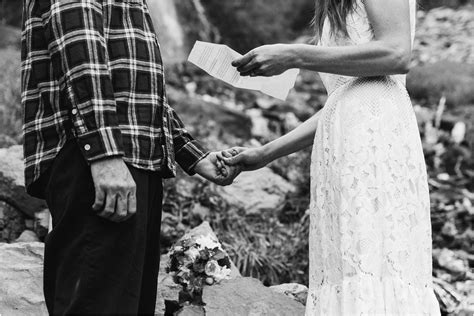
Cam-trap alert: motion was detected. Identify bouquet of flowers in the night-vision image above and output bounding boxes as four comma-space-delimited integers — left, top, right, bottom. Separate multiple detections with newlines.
166, 233, 232, 303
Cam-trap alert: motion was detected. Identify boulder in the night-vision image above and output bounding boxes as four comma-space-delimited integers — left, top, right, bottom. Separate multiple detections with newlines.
156, 254, 183, 316
201, 278, 305, 316
0, 242, 48, 316
434, 248, 469, 275
212, 168, 296, 214
34, 209, 51, 239
167, 87, 252, 140
270, 283, 308, 305
14, 230, 40, 243
0, 145, 47, 218
246, 108, 273, 139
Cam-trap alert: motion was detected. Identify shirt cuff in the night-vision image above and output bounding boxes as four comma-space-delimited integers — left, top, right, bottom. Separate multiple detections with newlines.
175, 140, 209, 175
75, 126, 125, 163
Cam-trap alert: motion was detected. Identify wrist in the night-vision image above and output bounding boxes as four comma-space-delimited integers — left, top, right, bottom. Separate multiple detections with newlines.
90, 155, 124, 167
259, 144, 275, 165
284, 44, 300, 69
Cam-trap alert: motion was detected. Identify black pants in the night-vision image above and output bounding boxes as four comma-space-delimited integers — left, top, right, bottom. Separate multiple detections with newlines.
43, 139, 163, 315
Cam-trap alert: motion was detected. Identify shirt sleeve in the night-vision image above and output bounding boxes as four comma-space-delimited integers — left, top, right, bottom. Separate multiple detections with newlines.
166, 104, 209, 175
46, 0, 124, 162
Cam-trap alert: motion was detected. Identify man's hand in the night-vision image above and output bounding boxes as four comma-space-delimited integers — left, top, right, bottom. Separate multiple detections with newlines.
218, 147, 269, 171
90, 157, 137, 222
194, 152, 241, 186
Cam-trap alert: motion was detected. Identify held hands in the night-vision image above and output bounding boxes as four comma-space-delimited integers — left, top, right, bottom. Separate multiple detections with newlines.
232, 44, 293, 77
193, 152, 241, 186
217, 147, 269, 172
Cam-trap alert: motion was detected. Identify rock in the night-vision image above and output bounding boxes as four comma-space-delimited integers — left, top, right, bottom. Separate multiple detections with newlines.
201, 277, 305, 316
167, 87, 252, 140
14, 230, 39, 243
0, 242, 47, 316
441, 220, 458, 237
34, 209, 50, 239
0, 145, 47, 218
270, 283, 308, 305
246, 108, 273, 139
435, 248, 469, 275
413, 7, 474, 65
177, 305, 206, 316
189, 203, 211, 222
175, 176, 202, 199
213, 168, 296, 215
155, 255, 183, 316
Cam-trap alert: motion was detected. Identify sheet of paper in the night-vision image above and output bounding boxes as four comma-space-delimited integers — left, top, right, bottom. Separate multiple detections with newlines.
188, 41, 299, 100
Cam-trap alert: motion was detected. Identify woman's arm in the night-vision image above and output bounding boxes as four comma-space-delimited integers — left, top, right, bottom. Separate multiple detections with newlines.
220, 111, 322, 171
234, 0, 413, 77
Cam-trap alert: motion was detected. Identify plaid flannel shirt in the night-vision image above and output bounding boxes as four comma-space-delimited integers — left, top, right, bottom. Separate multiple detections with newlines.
21, 0, 208, 197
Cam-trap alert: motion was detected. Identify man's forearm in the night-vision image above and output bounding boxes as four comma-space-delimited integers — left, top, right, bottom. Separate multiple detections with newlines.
48, 1, 124, 162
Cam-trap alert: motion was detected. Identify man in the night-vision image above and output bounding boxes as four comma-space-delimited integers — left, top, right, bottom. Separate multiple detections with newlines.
21, 0, 238, 314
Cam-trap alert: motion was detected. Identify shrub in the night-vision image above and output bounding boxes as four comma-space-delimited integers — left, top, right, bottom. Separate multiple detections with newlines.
407, 62, 474, 106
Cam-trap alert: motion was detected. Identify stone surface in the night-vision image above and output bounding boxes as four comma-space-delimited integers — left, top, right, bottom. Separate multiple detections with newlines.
0, 145, 47, 218
413, 7, 474, 65
34, 209, 50, 239
212, 168, 296, 214
177, 305, 206, 316
156, 254, 183, 316
434, 248, 469, 275
202, 277, 305, 316
270, 283, 308, 305
14, 230, 39, 243
0, 242, 47, 316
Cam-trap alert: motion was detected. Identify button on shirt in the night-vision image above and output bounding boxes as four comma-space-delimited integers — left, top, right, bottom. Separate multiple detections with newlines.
21, 0, 208, 197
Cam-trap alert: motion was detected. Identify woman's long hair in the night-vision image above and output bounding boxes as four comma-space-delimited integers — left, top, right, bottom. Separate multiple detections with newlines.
313, 0, 357, 40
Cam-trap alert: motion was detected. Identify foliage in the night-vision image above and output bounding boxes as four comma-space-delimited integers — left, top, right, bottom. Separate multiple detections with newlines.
0, 48, 22, 147
161, 175, 311, 286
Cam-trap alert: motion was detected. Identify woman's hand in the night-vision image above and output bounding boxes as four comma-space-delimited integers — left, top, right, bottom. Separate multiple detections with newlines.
232, 44, 294, 77
217, 147, 270, 172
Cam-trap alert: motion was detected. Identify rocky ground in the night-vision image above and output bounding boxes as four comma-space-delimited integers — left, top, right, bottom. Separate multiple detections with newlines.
413, 6, 474, 65
0, 4, 473, 316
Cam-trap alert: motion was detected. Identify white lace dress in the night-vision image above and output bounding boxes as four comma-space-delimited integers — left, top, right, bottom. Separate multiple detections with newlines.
307, 1, 441, 315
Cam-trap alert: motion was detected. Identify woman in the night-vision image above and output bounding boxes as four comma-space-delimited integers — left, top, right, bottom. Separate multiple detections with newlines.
219, 0, 441, 314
